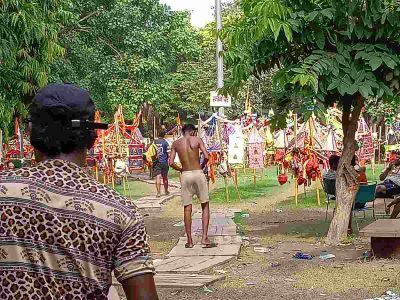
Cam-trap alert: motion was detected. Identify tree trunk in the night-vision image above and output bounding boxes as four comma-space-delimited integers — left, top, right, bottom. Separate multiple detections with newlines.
326, 96, 364, 245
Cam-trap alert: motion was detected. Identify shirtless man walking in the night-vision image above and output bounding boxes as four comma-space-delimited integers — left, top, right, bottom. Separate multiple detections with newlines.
169, 124, 215, 248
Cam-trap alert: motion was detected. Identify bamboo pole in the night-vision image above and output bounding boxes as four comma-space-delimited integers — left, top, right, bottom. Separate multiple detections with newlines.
224, 177, 229, 202
102, 131, 106, 184
234, 169, 238, 186
0, 129, 3, 163
232, 171, 241, 201
19, 118, 24, 159
123, 176, 127, 194
153, 116, 156, 139
316, 178, 321, 206
197, 115, 201, 137
309, 116, 321, 205
215, 117, 229, 202
294, 114, 298, 148
95, 165, 99, 181
378, 126, 382, 164
294, 113, 298, 205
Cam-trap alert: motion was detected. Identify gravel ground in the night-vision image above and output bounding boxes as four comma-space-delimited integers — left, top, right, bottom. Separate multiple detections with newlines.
141, 195, 399, 300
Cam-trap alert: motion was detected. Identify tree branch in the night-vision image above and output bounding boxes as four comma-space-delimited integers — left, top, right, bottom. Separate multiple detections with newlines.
78, 10, 102, 24
97, 37, 122, 58
342, 110, 350, 138
350, 95, 364, 124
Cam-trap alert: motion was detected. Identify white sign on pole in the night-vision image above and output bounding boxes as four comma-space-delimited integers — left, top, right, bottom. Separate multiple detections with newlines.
228, 132, 245, 164
210, 91, 231, 107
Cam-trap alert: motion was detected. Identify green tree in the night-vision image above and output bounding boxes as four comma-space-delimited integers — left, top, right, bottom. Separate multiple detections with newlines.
0, 0, 73, 129
162, 24, 215, 122
222, 0, 400, 244
163, 7, 273, 123
50, 0, 200, 122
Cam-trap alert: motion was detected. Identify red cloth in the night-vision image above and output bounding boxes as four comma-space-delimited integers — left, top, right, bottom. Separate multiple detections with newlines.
359, 172, 368, 184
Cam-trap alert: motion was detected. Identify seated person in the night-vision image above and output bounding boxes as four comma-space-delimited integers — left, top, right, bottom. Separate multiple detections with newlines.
358, 166, 368, 184
376, 159, 400, 198
355, 159, 368, 184
376, 159, 400, 218
323, 155, 340, 181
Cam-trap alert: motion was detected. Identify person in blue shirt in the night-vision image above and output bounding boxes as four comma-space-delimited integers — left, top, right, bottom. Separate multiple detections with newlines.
153, 131, 170, 197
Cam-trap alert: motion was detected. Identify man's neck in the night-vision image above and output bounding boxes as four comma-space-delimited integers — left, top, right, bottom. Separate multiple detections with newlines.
36, 151, 86, 167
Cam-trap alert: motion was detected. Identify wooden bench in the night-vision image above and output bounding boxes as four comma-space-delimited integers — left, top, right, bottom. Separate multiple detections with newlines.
359, 219, 400, 258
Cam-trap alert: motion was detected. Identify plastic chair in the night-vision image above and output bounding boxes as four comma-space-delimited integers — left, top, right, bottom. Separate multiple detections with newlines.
353, 182, 377, 231
323, 177, 336, 222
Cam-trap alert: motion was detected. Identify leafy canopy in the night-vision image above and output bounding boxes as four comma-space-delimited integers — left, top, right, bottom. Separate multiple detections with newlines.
50, 0, 200, 121
222, 0, 400, 123
0, 0, 73, 129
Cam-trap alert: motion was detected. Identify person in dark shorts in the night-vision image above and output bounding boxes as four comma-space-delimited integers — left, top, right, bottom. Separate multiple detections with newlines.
153, 131, 170, 197
376, 158, 400, 218
376, 159, 400, 198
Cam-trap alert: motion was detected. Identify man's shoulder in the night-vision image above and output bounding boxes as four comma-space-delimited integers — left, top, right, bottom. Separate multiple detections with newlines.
190, 136, 202, 144
172, 138, 182, 146
0, 165, 40, 180
0, 165, 138, 213
93, 181, 140, 213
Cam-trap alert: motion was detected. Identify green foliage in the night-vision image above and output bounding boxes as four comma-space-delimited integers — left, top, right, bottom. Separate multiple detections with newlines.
162, 24, 216, 122
0, 0, 73, 129
222, 0, 400, 124
50, 0, 200, 121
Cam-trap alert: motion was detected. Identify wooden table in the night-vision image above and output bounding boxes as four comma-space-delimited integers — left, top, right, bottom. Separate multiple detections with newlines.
359, 219, 400, 258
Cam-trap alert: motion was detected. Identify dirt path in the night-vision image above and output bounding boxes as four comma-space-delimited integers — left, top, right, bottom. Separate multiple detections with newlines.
146, 191, 399, 299
111, 178, 400, 299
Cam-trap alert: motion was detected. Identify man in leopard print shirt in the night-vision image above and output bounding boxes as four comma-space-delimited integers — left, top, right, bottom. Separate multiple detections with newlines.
0, 84, 158, 299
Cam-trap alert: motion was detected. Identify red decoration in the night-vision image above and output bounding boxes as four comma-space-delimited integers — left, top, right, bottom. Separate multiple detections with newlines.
278, 174, 288, 185
297, 176, 306, 186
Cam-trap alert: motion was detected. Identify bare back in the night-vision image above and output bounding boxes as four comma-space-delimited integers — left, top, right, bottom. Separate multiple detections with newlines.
172, 136, 207, 171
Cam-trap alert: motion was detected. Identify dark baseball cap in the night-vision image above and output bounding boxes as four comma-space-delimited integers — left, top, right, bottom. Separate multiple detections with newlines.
31, 83, 108, 130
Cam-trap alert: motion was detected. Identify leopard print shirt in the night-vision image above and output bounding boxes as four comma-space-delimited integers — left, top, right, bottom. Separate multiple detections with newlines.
0, 159, 154, 299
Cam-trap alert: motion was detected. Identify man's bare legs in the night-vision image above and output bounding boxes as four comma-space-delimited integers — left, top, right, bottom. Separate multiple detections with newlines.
386, 197, 400, 218
162, 175, 169, 195
155, 175, 161, 197
184, 204, 193, 248
201, 202, 210, 246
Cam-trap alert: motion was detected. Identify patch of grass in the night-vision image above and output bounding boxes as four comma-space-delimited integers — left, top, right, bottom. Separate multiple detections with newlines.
115, 180, 155, 200
294, 264, 400, 294
148, 240, 176, 257
260, 234, 319, 247
158, 197, 183, 219
238, 246, 269, 264
280, 188, 328, 209
210, 167, 288, 203
284, 219, 330, 239
282, 215, 375, 239
366, 164, 385, 182
220, 273, 246, 289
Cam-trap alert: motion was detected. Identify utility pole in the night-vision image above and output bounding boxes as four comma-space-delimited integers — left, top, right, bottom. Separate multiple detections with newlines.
215, 0, 224, 116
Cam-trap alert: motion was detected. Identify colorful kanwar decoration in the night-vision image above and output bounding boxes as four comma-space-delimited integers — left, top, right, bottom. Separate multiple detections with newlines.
3, 119, 34, 169
247, 127, 264, 169
228, 128, 245, 166
87, 105, 144, 189
357, 117, 374, 162
248, 143, 264, 169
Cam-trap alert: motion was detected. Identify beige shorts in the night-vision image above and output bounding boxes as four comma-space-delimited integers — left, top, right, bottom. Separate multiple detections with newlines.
181, 170, 209, 206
